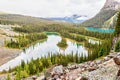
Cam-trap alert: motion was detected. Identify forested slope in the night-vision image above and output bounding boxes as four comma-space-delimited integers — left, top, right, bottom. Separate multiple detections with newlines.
0, 14, 72, 26
81, 10, 117, 28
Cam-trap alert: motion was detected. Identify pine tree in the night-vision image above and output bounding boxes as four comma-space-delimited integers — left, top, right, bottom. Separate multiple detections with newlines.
115, 11, 120, 36
21, 60, 25, 69
115, 40, 120, 52
98, 48, 104, 57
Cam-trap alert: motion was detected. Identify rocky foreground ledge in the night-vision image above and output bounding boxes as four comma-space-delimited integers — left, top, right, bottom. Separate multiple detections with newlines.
0, 52, 120, 80
30, 52, 120, 80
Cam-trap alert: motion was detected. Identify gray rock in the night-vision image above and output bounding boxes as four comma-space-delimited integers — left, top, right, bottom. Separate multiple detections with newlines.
104, 57, 110, 61
90, 62, 95, 67
52, 65, 64, 75
96, 60, 102, 64
117, 53, 120, 56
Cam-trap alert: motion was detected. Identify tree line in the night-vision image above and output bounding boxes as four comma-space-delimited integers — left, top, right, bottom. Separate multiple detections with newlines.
5, 33, 47, 48
7, 49, 110, 80
5, 37, 113, 80
114, 11, 120, 52
13, 24, 114, 40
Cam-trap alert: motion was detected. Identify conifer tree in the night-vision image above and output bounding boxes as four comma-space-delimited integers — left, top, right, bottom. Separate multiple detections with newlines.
115, 40, 120, 52
115, 11, 120, 36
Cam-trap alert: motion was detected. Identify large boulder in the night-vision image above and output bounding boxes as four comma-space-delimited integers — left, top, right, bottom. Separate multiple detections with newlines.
51, 65, 64, 75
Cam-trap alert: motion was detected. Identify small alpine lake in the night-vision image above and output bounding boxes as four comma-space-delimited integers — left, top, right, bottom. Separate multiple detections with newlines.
86, 27, 115, 33
0, 34, 90, 71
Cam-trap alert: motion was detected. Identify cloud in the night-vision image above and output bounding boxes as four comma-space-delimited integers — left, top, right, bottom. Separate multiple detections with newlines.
0, 0, 106, 18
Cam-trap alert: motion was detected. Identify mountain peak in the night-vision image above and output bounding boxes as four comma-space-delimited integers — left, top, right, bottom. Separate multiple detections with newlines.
102, 0, 120, 10
81, 0, 118, 28
46, 14, 88, 23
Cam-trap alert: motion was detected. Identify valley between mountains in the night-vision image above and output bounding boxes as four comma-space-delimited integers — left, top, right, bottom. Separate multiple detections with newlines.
0, 0, 120, 80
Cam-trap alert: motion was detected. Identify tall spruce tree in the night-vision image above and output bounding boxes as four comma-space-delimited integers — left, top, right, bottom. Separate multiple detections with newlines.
115, 11, 120, 36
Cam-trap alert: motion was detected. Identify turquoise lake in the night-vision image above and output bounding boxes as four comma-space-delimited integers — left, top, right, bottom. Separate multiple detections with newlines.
86, 27, 115, 33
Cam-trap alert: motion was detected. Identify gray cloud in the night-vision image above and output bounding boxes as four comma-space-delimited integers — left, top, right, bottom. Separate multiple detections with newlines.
0, 0, 106, 18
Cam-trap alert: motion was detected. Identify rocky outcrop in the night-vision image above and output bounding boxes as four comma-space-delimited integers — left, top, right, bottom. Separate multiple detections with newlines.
82, 0, 119, 28
102, 0, 120, 10
1, 52, 118, 80
40, 52, 120, 80
7, 51, 117, 80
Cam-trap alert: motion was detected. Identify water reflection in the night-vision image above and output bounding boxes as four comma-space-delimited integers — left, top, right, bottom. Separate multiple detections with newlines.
0, 35, 88, 71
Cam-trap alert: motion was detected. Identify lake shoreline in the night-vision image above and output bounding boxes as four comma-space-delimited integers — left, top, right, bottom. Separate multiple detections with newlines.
86, 27, 115, 33
0, 47, 22, 66
0, 35, 88, 72
0, 33, 100, 71
0, 38, 47, 68
0, 38, 47, 67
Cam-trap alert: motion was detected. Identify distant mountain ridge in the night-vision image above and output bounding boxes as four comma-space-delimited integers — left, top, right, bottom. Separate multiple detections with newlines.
0, 13, 73, 27
46, 14, 88, 23
81, 0, 120, 28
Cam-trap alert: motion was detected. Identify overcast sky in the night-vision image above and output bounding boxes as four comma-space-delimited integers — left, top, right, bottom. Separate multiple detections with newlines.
0, 0, 106, 18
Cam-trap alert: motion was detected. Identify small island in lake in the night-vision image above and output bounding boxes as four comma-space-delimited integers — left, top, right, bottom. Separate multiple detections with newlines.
57, 38, 68, 48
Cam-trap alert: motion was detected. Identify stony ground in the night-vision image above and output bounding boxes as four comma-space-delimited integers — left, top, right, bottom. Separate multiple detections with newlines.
42, 52, 119, 80
80, 59, 118, 80
15, 52, 119, 80
0, 53, 118, 80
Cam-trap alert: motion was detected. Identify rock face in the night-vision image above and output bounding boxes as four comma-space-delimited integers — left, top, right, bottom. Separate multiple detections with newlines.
102, 0, 120, 10
82, 0, 119, 28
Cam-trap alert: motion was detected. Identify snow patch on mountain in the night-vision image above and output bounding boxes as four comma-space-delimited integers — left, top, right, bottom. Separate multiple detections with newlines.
46, 14, 88, 23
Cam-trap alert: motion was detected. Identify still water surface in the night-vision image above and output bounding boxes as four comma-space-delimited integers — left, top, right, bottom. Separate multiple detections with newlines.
87, 27, 115, 33
0, 35, 88, 71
